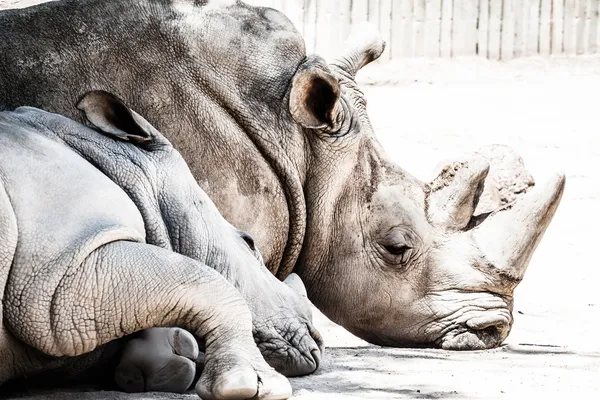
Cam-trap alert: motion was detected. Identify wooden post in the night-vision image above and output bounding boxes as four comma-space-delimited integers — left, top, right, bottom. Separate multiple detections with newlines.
425, 0, 442, 57
402, 0, 416, 57
588, 0, 600, 53
379, 0, 393, 62
575, 0, 589, 54
391, 0, 405, 59
526, 0, 541, 56
464, 0, 479, 55
452, 0, 465, 56
539, 0, 552, 55
563, 0, 577, 55
501, 0, 516, 60
440, 0, 453, 57
551, 0, 565, 54
477, 0, 490, 57
413, 0, 426, 56
488, 0, 503, 60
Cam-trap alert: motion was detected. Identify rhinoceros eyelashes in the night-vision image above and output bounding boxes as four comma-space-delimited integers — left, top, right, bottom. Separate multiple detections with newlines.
381, 244, 413, 266
383, 244, 411, 257
377, 227, 418, 267
239, 231, 256, 252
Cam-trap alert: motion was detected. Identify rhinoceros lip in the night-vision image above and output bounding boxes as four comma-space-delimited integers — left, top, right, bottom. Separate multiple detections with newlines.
437, 318, 510, 351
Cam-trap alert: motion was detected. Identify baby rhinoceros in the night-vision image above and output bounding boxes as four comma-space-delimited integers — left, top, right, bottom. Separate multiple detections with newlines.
0, 90, 323, 399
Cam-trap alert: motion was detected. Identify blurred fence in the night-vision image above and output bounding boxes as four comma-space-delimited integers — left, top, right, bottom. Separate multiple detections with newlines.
245, 0, 600, 61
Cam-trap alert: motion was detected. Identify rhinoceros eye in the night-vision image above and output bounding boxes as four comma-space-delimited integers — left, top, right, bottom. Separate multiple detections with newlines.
383, 244, 412, 257
382, 244, 412, 266
383, 244, 412, 266
239, 231, 256, 251
378, 228, 417, 265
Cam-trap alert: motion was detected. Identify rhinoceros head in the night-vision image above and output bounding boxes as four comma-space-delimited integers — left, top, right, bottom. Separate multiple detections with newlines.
288, 24, 565, 349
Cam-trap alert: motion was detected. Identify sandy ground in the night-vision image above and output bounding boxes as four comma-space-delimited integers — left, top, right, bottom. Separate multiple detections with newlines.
2, 0, 600, 399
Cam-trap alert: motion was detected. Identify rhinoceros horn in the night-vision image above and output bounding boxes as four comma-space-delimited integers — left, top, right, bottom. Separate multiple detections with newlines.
427, 153, 565, 286
426, 155, 491, 231
472, 172, 565, 283
330, 21, 386, 80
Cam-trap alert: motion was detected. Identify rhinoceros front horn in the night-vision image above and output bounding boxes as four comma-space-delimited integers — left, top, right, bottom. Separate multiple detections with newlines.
472, 172, 566, 283
426, 155, 490, 231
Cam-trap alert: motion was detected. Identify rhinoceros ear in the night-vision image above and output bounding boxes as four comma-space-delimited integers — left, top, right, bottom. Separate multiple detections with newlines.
289, 58, 341, 130
284, 272, 308, 298
76, 90, 155, 145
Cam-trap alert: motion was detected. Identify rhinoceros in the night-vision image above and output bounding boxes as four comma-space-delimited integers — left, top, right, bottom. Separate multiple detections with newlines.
0, 0, 565, 351
0, 89, 322, 399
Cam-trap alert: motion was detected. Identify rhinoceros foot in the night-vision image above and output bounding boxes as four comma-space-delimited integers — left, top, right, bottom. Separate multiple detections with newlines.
114, 328, 199, 394
196, 343, 292, 400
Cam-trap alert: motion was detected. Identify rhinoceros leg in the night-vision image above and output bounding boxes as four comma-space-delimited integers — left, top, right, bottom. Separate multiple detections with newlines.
4, 240, 291, 399
116, 273, 315, 393
0, 181, 50, 385
114, 327, 200, 393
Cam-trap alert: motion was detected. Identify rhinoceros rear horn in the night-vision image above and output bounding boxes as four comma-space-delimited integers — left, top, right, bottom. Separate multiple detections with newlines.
330, 21, 386, 80
473, 172, 565, 284
77, 90, 167, 147
426, 155, 490, 231
289, 58, 341, 130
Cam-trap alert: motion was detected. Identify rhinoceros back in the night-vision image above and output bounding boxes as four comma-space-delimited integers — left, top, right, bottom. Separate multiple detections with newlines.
0, 110, 146, 323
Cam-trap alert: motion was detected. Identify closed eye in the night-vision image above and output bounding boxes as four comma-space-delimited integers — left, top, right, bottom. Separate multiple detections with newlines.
383, 244, 412, 256
240, 231, 256, 251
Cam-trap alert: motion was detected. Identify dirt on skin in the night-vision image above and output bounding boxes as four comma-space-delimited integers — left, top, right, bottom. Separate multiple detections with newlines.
1, 0, 599, 398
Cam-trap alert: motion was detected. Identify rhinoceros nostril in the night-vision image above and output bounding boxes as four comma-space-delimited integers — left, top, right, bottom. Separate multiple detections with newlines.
478, 325, 499, 338
466, 313, 509, 332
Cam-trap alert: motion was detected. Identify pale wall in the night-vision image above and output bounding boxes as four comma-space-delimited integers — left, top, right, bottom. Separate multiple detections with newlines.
246, 0, 600, 61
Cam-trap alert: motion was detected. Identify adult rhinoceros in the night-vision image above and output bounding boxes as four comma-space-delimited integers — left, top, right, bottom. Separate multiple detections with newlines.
0, 0, 565, 350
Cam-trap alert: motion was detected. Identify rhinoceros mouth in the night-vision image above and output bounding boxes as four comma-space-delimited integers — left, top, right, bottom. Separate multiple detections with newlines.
438, 326, 503, 350
436, 313, 512, 350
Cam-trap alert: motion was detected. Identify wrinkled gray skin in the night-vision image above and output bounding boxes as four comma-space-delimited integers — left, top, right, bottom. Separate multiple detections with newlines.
0, 0, 565, 353
0, 90, 317, 399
